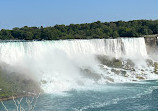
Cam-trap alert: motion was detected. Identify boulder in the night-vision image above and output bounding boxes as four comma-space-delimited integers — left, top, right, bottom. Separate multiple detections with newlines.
121, 70, 128, 77
136, 76, 145, 80
97, 55, 123, 68
146, 59, 154, 67
111, 69, 121, 75
154, 62, 158, 74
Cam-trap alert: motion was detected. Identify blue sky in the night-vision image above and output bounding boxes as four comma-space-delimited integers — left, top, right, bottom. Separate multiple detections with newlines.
0, 0, 158, 29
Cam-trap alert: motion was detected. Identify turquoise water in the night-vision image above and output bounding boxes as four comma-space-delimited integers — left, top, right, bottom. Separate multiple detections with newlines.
1, 80, 158, 111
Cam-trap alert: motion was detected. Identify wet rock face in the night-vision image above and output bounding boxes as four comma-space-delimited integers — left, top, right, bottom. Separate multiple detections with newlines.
97, 55, 136, 70
122, 59, 135, 70
145, 37, 158, 54
146, 59, 154, 67
154, 62, 158, 74
136, 76, 145, 80
121, 70, 128, 77
80, 68, 101, 81
145, 37, 157, 47
111, 69, 128, 77
96, 54, 158, 81
105, 76, 114, 82
97, 55, 123, 68
111, 69, 121, 75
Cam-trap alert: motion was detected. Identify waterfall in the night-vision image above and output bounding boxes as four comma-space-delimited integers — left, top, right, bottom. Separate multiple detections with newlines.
0, 38, 147, 64
0, 38, 155, 93
0, 39, 105, 64
104, 38, 147, 58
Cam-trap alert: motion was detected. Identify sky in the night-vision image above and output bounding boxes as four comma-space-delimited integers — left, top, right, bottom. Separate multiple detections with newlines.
0, 0, 158, 29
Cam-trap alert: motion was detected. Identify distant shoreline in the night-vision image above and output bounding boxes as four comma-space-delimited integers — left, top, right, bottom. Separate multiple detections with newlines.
0, 36, 157, 42
0, 20, 158, 40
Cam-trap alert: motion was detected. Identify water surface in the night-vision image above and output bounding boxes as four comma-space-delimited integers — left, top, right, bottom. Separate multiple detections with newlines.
1, 80, 158, 111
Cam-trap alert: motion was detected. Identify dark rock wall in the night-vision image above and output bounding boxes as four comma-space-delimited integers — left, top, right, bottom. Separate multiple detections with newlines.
144, 37, 158, 54
145, 37, 157, 46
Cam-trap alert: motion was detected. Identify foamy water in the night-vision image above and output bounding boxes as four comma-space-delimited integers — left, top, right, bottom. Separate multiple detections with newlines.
0, 38, 157, 93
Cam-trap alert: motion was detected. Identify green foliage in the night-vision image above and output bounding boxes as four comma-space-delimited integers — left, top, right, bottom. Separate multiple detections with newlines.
0, 68, 42, 99
0, 20, 158, 40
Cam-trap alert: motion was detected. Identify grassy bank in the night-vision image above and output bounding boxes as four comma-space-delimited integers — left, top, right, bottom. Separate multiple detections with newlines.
0, 66, 42, 100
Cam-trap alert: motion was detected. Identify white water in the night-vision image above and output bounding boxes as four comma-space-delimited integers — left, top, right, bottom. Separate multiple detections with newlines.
104, 38, 147, 59
0, 38, 157, 93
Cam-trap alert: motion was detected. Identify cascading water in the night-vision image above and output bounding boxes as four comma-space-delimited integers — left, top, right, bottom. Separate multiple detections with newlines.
0, 38, 157, 93
104, 37, 147, 58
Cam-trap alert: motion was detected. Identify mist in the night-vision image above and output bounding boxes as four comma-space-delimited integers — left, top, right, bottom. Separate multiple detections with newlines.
0, 38, 158, 93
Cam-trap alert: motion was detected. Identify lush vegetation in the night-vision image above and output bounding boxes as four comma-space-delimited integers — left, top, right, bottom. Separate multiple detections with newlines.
0, 20, 158, 40
0, 66, 42, 100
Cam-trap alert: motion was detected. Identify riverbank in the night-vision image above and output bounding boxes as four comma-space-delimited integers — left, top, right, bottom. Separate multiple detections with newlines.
0, 64, 42, 101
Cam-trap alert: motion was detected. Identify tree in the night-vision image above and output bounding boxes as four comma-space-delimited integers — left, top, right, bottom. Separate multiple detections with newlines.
0, 19, 158, 40
112, 31, 119, 38
23, 32, 33, 40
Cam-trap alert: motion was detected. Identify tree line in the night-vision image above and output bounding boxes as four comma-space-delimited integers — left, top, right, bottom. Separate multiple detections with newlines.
0, 20, 158, 40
